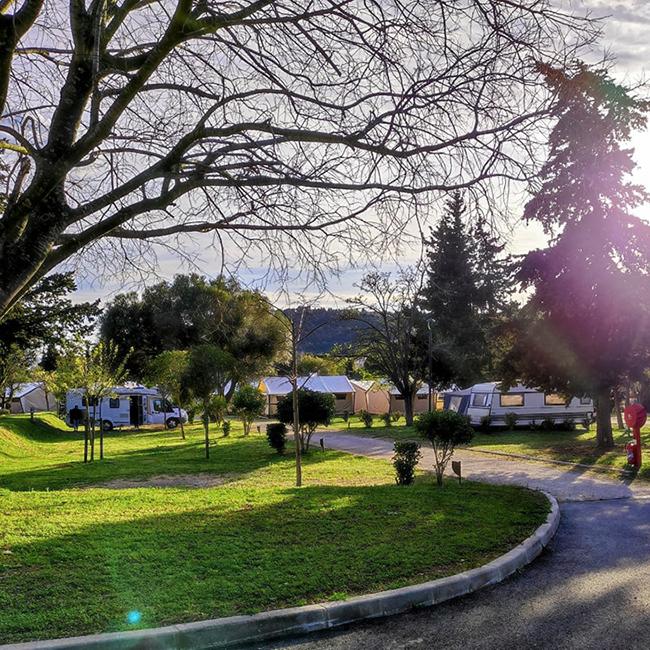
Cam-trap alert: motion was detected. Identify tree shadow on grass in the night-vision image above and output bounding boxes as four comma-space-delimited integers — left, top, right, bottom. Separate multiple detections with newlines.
0, 480, 547, 645
0, 437, 350, 492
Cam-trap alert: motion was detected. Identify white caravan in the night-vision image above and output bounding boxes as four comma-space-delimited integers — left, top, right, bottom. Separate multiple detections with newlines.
463, 382, 594, 428
65, 385, 188, 431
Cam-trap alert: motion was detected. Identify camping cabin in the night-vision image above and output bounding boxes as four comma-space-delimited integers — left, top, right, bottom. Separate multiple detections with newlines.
259, 375, 355, 416
65, 385, 187, 431
6, 382, 56, 414
389, 384, 440, 414
451, 382, 594, 427
351, 379, 390, 414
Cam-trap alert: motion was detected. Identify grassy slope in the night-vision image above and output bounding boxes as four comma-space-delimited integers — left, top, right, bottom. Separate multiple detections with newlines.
0, 414, 548, 643
332, 415, 648, 477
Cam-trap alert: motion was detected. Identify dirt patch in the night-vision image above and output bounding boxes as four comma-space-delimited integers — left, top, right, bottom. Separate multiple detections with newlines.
86, 473, 237, 489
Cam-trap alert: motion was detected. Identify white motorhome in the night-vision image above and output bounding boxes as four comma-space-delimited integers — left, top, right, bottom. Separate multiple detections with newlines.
463, 382, 594, 428
65, 385, 187, 431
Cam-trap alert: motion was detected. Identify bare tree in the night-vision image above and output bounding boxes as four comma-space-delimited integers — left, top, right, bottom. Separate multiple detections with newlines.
346, 270, 429, 426
0, 0, 591, 317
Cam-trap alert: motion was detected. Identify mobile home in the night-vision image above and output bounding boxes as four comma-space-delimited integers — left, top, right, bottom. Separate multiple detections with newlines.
65, 385, 187, 431
457, 382, 594, 427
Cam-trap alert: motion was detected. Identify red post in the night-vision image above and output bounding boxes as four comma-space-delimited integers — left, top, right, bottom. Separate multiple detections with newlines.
624, 404, 646, 469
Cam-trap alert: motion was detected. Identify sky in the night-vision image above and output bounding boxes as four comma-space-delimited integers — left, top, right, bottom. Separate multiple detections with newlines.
72, 0, 650, 309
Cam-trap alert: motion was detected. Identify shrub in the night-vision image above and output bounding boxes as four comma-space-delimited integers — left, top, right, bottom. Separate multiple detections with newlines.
381, 412, 392, 427
206, 395, 228, 425
222, 420, 231, 437
360, 410, 374, 428
276, 389, 335, 452
392, 440, 422, 485
232, 386, 265, 436
581, 416, 593, 431
559, 417, 576, 431
540, 417, 555, 431
391, 411, 402, 423
0, 408, 10, 416
342, 410, 350, 423
529, 419, 538, 431
266, 422, 287, 454
479, 415, 492, 431
416, 410, 473, 486
504, 412, 518, 430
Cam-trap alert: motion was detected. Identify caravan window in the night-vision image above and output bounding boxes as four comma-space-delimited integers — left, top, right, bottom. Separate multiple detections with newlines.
545, 393, 568, 406
108, 398, 120, 409
472, 393, 490, 407
500, 393, 524, 407
580, 397, 592, 405
449, 396, 462, 412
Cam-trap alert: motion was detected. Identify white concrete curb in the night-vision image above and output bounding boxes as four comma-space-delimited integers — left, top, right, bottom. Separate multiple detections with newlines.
2, 492, 560, 650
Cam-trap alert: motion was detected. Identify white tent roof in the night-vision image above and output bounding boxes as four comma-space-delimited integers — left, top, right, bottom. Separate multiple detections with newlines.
5, 382, 43, 399
388, 383, 431, 396
261, 375, 354, 396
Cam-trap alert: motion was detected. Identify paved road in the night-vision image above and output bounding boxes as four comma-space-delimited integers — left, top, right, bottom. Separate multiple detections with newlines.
249, 432, 650, 650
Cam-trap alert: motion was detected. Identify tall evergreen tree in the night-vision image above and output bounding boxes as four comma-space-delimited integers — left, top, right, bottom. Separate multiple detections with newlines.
502, 63, 650, 449
422, 192, 510, 385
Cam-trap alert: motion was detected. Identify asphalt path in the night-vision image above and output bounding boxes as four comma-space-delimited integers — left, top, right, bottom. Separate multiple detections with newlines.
248, 431, 650, 650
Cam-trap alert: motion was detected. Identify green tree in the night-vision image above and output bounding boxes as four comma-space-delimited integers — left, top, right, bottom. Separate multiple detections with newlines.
501, 63, 650, 449
232, 386, 265, 436
57, 342, 128, 462
0, 344, 31, 411
182, 345, 234, 459
415, 410, 473, 486
276, 389, 335, 452
296, 353, 344, 376
146, 350, 189, 439
101, 275, 288, 386
421, 192, 511, 385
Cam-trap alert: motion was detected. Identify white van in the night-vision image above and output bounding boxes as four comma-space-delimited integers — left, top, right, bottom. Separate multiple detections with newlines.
65, 385, 188, 431
464, 382, 594, 428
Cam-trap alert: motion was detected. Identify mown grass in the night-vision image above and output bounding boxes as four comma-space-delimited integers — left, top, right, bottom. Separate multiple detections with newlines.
333, 415, 649, 478
0, 413, 548, 643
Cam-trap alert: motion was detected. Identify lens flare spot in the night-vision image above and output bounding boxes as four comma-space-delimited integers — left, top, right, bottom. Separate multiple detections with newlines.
126, 610, 142, 625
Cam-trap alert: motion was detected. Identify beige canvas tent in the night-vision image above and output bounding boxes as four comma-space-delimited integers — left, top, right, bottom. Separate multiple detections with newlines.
351, 379, 390, 414
7, 383, 56, 414
258, 375, 355, 416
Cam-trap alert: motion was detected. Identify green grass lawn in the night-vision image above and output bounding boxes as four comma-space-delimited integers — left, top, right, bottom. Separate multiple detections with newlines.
333, 415, 649, 478
1, 414, 548, 643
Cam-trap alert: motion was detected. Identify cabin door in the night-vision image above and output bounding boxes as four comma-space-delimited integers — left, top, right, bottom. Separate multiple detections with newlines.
129, 396, 144, 426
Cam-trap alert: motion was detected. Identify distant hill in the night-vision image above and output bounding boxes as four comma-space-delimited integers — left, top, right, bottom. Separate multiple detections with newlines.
284, 308, 374, 354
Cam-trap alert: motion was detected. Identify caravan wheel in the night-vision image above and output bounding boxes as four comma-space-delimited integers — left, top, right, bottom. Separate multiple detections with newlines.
102, 420, 114, 432
166, 417, 179, 429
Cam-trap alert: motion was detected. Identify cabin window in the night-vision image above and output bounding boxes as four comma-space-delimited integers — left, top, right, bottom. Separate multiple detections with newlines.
544, 393, 568, 406
417, 394, 428, 400
108, 398, 120, 409
472, 393, 490, 407
152, 399, 173, 413
394, 395, 404, 401
500, 393, 525, 407
333, 393, 348, 400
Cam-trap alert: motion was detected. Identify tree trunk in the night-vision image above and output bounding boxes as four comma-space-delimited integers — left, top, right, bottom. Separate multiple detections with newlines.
614, 390, 624, 431
596, 387, 614, 449
83, 404, 90, 463
291, 325, 302, 487
203, 414, 210, 459
99, 402, 104, 460
403, 393, 414, 426
178, 405, 185, 439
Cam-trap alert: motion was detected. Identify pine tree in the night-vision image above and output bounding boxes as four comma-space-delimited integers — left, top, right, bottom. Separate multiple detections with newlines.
421, 192, 510, 385
504, 63, 650, 449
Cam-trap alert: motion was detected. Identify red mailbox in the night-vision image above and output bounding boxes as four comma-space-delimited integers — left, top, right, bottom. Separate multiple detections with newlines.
624, 404, 646, 469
